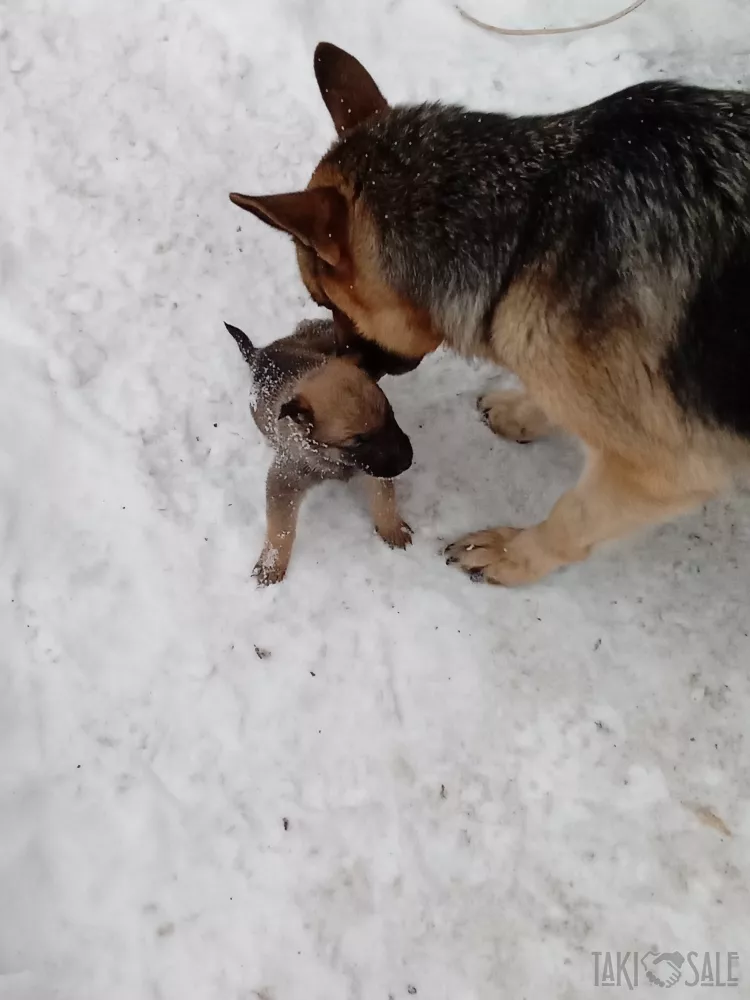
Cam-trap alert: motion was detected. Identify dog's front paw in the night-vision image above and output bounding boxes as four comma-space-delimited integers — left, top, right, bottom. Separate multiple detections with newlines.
252, 547, 288, 586
445, 527, 553, 586
377, 519, 413, 550
478, 388, 553, 443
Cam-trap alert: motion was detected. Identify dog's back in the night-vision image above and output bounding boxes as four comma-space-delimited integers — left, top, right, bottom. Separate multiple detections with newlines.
321, 83, 750, 443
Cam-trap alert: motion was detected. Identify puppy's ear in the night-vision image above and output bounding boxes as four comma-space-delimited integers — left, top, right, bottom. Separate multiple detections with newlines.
279, 395, 314, 429
228, 188, 347, 266
314, 42, 388, 135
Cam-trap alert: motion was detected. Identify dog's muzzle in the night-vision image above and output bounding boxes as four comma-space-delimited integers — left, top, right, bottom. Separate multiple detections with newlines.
358, 427, 413, 479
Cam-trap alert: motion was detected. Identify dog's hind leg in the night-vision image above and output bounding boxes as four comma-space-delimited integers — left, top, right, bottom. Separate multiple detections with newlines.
365, 478, 413, 549
446, 448, 725, 585
478, 386, 555, 443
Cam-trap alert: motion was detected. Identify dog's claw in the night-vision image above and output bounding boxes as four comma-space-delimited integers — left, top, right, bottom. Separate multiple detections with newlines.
469, 569, 485, 583
377, 520, 413, 549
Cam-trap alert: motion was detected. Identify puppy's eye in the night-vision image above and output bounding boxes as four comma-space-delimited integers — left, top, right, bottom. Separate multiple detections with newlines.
346, 432, 375, 448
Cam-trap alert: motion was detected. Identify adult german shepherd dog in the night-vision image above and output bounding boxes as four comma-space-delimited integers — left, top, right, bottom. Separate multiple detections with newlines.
230, 43, 750, 586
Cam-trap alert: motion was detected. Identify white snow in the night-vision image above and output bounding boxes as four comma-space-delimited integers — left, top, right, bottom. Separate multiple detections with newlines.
2, 1, 750, 998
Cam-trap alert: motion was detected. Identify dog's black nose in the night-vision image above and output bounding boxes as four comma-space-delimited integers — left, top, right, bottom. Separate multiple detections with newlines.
391, 432, 413, 475
361, 430, 412, 479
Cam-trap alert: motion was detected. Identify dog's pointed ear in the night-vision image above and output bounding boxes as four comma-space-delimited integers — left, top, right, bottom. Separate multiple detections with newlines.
228, 188, 347, 266
279, 395, 314, 429
314, 42, 388, 135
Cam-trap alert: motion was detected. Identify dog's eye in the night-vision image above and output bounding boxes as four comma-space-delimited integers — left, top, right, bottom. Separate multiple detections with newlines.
347, 432, 375, 448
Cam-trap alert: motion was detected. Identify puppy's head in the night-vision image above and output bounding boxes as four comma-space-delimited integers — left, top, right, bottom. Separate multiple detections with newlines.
279, 357, 412, 479
230, 43, 443, 363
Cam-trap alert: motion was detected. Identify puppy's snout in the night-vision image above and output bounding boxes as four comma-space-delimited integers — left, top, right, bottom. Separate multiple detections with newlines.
391, 430, 413, 475
361, 426, 413, 479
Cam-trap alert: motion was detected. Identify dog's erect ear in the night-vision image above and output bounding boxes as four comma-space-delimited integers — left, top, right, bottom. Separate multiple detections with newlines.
314, 42, 388, 135
279, 396, 314, 430
228, 188, 347, 266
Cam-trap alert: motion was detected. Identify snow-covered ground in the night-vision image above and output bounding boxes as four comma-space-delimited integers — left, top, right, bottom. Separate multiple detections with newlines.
2, 1, 749, 997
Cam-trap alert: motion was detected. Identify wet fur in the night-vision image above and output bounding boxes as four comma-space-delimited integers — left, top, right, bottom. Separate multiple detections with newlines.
230, 45, 750, 584
226, 319, 413, 584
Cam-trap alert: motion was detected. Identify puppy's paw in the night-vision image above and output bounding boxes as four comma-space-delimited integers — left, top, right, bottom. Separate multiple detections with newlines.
444, 527, 552, 586
377, 519, 413, 550
252, 548, 288, 586
478, 388, 553, 443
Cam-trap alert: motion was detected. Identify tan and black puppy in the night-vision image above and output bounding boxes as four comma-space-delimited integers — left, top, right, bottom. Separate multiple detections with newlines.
225, 318, 414, 585
229, 43, 750, 586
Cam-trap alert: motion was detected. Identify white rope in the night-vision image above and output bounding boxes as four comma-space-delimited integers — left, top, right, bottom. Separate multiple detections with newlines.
456, 0, 649, 36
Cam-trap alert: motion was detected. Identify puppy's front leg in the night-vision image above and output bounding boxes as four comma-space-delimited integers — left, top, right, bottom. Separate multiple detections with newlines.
253, 464, 309, 585
365, 478, 413, 549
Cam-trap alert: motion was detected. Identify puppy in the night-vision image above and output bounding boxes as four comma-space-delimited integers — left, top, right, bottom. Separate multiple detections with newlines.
229, 43, 750, 586
225, 318, 413, 584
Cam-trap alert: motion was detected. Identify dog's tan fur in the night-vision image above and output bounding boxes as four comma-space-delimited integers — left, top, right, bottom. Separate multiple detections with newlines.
224, 319, 413, 585
230, 47, 749, 585
253, 356, 412, 584
295, 166, 444, 361
479, 388, 556, 443
296, 358, 387, 444
446, 273, 732, 583
257, 467, 305, 586
365, 477, 415, 549
259, 454, 409, 586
